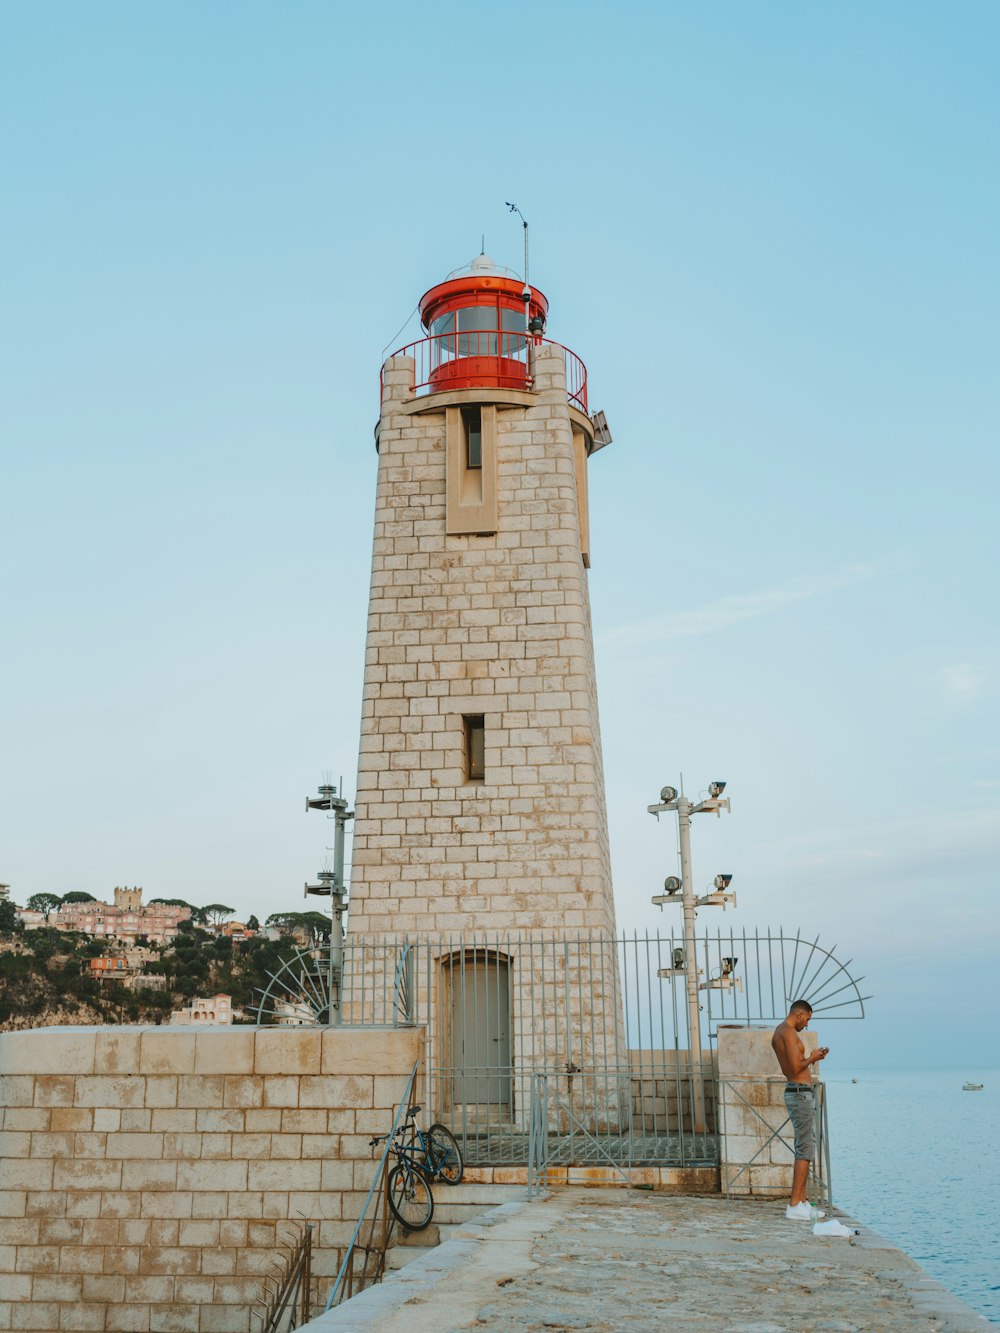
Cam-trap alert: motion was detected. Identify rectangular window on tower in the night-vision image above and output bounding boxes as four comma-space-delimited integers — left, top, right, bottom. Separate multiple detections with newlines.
462, 407, 482, 469
464, 715, 485, 782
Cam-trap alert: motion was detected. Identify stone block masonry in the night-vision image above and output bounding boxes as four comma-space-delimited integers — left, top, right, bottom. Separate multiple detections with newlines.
717, 1025, 822, 1196
0, 1025, 423, 1332
349, 344, 616, 939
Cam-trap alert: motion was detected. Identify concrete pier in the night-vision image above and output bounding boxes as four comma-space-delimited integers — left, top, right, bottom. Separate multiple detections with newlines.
304, 1188, 990, 1331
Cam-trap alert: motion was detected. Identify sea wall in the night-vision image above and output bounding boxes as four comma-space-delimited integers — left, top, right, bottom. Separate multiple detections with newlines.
0, 1024, 423, 1332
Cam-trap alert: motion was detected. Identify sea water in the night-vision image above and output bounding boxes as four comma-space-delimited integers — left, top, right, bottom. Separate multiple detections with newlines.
828, 1068, 1000, 1324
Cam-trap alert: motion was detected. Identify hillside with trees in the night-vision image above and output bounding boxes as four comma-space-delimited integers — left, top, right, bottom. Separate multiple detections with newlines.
0, 906, 314, 1028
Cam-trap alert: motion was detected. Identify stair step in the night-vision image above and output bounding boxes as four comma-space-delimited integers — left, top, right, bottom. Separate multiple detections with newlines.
396, 1223, 440, 1247
432, 1184, 515, 1205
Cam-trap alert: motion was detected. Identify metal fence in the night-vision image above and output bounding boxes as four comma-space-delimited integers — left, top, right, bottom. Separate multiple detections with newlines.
381, 334, 589, 412
254, 928, 864, 1168
718, 1077, 833, 1207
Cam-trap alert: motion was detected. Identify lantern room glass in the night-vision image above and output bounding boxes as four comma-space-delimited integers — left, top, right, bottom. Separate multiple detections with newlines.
429, 303, 529, 369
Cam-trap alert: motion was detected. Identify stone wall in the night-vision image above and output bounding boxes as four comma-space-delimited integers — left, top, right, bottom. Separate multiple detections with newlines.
0, 1024, 423, 1332
716, 1026, 821, 1196
348, 345, 617, 939
628, 1049, 718, 1134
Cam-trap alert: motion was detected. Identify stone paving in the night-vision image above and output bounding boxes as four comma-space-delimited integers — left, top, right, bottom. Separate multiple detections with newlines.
306, 1188, 992, 1332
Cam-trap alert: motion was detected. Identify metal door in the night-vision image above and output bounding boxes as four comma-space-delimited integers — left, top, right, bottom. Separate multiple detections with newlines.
447, 953, 511, 1109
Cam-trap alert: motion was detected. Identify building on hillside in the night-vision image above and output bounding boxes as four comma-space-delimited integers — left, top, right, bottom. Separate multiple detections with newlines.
89, 955, 134, 980
342, 254, 623, 1127
14, 908, 47, 931
88, 946, 158, 984
169, 994, 232, 1025
0, 884, 10, 901
218, 920, 252, 940
53, 887, 191, 945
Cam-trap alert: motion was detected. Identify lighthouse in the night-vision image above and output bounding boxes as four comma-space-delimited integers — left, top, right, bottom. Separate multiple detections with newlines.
346, 254, 623, 1121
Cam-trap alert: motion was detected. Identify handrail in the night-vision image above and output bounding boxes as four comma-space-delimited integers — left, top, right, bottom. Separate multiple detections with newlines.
324, 1059, 420, 1311
380, 333, 588, 414
252, 1222, 313, 1330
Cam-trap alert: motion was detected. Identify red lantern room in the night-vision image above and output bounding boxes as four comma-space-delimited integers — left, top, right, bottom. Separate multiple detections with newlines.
381, 253, 591, 416
418, 253, 548, 394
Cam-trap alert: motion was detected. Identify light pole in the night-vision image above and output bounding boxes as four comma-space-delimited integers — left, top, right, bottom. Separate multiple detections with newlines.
649, 781, 733, 1132
305, 782, 354, 1026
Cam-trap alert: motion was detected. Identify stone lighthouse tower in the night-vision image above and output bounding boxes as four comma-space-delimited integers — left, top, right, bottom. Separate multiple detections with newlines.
346, 255, 623, 1119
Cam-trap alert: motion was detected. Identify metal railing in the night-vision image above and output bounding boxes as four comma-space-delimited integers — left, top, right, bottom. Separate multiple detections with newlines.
323, 1060, 419, 1312
254, 929, 864, 1170
381, 333, 589, 413
718, 1077, 832, 1207
250, 1222, 313, 1332
525, 1063, 719, 1191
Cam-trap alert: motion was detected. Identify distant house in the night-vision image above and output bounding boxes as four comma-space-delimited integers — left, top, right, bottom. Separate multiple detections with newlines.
88, 948, 165, 992
89, 955, 133, 979
54, 887, 191, 946
15, 909, 48, 931
170, 994, 232, 1026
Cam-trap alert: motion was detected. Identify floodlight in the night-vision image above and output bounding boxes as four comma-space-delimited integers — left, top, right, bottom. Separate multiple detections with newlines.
663, 876, 682, 895
660, 785, 679, 803
721, 957, 738, 977
708, 781, 727, 798
714, 874, 733, 891
672, 947, 685, 970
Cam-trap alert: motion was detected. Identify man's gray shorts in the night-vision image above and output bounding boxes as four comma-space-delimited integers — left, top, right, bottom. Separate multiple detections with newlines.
784, 1083, 816, 1161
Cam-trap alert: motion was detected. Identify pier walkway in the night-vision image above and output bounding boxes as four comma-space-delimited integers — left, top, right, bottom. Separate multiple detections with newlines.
304, 1188, 990, 1332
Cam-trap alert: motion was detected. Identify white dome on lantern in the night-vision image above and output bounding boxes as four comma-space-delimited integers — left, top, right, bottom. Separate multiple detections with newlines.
445, 252, 522, 282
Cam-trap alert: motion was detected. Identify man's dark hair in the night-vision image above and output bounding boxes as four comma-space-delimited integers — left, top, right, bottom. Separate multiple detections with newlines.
790, 999, 813, 1015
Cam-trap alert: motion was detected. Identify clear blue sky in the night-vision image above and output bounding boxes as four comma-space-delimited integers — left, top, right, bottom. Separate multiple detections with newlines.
2, 2, 997, 1066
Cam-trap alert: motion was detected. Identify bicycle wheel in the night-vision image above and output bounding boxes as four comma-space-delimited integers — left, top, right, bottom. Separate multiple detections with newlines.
387, 1162, 434, 1231
427, 1124, 464, 1185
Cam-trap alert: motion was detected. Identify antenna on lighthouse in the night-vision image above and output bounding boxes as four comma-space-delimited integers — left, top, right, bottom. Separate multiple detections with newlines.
505, 201, 531, 331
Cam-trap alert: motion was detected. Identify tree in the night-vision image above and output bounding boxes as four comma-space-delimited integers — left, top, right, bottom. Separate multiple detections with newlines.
265, 911, 331, 945
246, 915, 260, 932
201, 904, 235, 928
26, 893, 61, 915
61, 892, 98, 905
0, 900, 22, 935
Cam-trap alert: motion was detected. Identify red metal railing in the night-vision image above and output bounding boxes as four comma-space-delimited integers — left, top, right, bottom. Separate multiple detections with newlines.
380, 333, 588, 414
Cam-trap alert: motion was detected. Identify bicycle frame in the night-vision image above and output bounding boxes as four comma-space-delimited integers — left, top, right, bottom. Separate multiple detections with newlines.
373, 1114, 437, 1182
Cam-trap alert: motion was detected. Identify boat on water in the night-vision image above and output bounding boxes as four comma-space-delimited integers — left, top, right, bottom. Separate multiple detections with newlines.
962, 1082, 984, 1091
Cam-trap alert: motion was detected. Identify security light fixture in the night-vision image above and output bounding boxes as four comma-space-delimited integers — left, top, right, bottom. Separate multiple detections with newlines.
708, 781, 727, 798
528, 313, 545, 335
660, 785, 679, 803
305, 869, 339, 898
714, 874, 733, 891
721, 956, 738, 977
672, 947, 685, 970
663, 876, 682, 895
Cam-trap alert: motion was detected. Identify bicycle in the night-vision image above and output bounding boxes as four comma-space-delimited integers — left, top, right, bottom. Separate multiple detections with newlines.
369, 1104, 464, 1231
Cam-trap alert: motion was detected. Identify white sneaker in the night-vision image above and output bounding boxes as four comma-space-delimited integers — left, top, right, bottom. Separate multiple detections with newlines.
785, 1202, 826, 1221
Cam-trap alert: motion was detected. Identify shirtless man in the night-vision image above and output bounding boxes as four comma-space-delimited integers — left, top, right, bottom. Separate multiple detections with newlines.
771, 999, 829, 1220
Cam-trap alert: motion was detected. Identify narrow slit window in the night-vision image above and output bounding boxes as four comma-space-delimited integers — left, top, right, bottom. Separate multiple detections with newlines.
464, 714, 485, 781
462, 406, 482, 469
